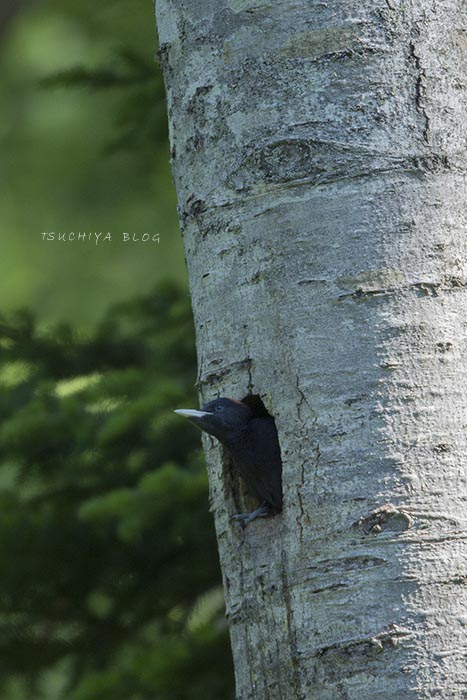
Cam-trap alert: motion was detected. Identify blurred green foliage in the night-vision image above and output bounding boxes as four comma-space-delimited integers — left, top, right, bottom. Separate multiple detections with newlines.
0, 0, 233, 700
0, 283, 234, 700
0, 0, 186, 326
0, 2, 233, 696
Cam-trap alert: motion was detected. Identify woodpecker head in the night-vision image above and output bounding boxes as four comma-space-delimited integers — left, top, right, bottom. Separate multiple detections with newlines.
174, 397, 253, 442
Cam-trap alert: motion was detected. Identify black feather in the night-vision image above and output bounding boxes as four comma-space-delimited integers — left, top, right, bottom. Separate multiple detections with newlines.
174, 397, 283, 519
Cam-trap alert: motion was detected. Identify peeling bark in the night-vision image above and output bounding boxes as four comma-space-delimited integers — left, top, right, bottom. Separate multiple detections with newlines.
154, 1, 467, 697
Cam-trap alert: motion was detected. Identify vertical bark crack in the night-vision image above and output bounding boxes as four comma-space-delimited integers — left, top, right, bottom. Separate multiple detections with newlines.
409, 41, 430, 144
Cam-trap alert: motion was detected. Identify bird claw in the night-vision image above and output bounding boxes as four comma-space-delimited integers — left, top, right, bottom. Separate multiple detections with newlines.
231, 503, 270, 526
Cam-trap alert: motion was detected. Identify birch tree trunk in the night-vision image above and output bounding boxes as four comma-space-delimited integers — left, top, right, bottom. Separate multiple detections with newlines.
154, 1, 467, 697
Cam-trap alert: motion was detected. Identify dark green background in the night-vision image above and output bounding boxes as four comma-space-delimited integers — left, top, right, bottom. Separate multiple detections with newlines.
1, 1, 234, 697
1, 0, 186, 325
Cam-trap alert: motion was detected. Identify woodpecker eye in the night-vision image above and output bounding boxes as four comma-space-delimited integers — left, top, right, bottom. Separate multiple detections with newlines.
215, 405, 224, 412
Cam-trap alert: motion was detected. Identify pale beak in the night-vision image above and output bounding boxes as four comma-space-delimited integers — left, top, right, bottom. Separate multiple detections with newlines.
174, 409, 213, 418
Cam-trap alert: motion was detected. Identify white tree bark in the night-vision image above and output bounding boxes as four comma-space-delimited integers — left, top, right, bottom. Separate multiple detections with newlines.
154, 1, 467, 697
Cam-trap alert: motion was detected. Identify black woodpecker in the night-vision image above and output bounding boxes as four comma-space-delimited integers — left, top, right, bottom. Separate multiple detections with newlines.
174, 397, 282, 525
